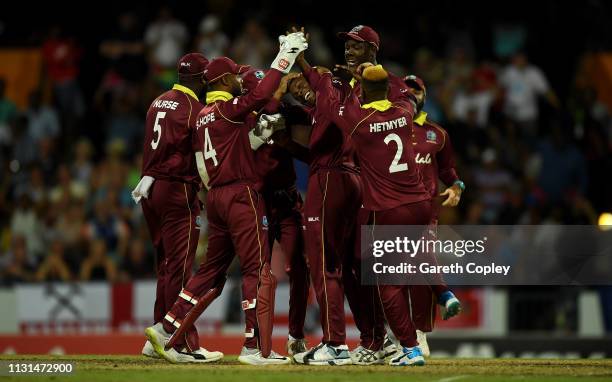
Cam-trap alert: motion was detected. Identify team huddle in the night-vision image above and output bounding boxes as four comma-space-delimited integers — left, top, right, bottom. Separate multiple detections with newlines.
132, 25, 465, 367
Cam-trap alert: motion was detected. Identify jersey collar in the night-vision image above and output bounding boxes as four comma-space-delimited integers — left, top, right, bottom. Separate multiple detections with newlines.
349, 78, 357, 88
361, 99, 392, 111
414, 111, 427, 126
206, 91, 234, 105
172, 84, 199, 102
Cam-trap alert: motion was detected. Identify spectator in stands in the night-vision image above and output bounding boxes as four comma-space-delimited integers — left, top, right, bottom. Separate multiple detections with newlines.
472, 148, 514, 223
1, 236, 35, 286
499, 52, 559, 138
41, 25, 85, 128
54, 201, 87, 260
532, 126, 588, 203
231, 19, 274, 69
84, 195, 129, 256
10, 194, 45, 259
80, 239, 117, 282
13, 165, 47, 204
195, 15, 229, 59
99, 11, 147, 84
120, 238, 155, 280
25, 90, 60, 144
105, 91, 142, 151
35, 238, 72, 282
0, 78, 17, 146
144, 6, 188, 87
71, 138, 94, 184
10, 115, 37, 172
49, 164, 87, 204
451, 64, 499, 127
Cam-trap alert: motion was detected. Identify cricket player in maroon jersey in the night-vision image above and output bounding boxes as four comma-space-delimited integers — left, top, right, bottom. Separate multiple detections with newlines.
336, 25, 411, 102
391, 75, 464, 357
132, 53, 223, 363
310, 64, 436, 366
271, 57, 360, 365
145, 32, 308, 366
241, 68, 311, 357
335, 25, 421, 365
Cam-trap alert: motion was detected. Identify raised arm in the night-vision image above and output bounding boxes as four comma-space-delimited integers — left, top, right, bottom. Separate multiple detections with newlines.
218, 32, 308, 121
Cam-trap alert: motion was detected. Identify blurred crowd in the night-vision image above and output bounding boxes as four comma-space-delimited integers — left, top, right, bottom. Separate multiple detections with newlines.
1, 5, 611, 287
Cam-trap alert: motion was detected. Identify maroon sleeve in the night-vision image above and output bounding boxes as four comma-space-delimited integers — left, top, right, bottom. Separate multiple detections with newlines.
303, 66, 323, 89
437, 128, 460, 187
312, 73, 357, 133
262, 98, 281, 114
217, 69, 282, 122
274, 135, 311, 164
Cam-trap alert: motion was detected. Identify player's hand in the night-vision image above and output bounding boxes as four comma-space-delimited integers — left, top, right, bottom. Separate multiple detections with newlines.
257, 113, 286, 139
274, 72, 301, 99
333, 64, 353, 82
287, 27, 310, 69
355, 62, 374, 81
273, 32, 308, 74
440, 184, 462, 207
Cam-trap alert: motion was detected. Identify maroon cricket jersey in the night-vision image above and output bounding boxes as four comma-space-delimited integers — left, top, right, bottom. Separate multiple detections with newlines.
314, 73, 430, 211
142, 84, 204, 184
412, 111, 459, 197
304, 68, 358, 174
254, 143, 297, 192
193, 69, 282, 189
351, 71, 411, 103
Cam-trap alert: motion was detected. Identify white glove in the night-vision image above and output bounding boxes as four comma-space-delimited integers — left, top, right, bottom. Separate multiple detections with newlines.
131, 176, 155, 203
271, 32, 308, 74
249, 114, 286, 150
248, 129, 267, 150
257, 113, 286, 139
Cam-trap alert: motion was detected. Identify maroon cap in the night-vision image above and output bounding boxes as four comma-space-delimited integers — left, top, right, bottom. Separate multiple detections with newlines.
177, 53, 209, 77
338, 25, 380, 51
404, 74, 427, 95
204, 57, 250, 83
241, 68, 266, 94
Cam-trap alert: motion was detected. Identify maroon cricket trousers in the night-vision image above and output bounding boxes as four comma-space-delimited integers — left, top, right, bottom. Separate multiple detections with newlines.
163, 182, 270, 349
346, 205, 387, 350
408, 201, 449, 332
304, 169, 362, 346
264, 187, 309, 340
142, 179, 201, 351
370, 199, 433, 348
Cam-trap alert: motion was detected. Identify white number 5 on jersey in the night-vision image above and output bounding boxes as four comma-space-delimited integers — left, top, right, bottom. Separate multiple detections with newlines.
384, 133, 408, 173
151, 111, 166, 150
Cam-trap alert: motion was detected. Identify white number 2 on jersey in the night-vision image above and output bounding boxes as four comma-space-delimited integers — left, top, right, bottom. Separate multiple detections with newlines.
151, 111, 166, 150
384, 133, 408, 173
203, 127, 218, 166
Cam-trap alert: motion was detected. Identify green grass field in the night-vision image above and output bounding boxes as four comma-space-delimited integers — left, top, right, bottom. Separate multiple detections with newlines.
1, 356, 611, 382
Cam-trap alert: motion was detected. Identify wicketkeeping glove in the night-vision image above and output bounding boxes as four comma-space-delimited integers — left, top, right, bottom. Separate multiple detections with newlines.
271, 32, 308, 74
248, 113, 286, 150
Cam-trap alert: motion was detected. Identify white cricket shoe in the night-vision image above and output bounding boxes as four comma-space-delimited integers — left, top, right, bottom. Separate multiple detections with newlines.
350, 345, 385, 365
293, 343, 352, 366
388, 346, 425, 366
237, 347, 291, 365
142, 340, 160, 359
286, 335, 308, 356
181, 347, 224, 363
145, 323, 224, 364
144, 323, 180, 363
416, 330, 430, 357
382, 334, 400, 358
